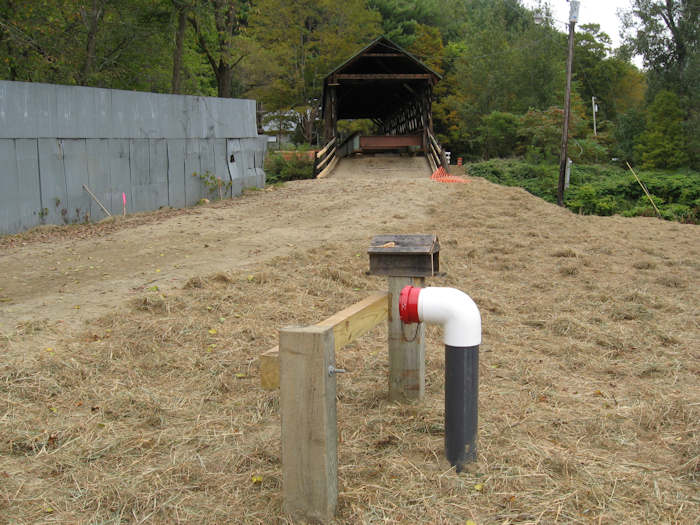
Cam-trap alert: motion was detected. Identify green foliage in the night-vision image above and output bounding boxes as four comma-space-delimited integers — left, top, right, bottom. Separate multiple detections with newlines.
635, 90, 689, 169
478, 112, 520, 159
248, 0, 380, 144
366, 0, 446, 48
264, 153, 315, 184
468, 159, 699, 223
613, 108, 646, 163
194, 171, 232, 200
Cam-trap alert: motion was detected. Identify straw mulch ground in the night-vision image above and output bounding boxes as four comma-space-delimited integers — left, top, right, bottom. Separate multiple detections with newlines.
1, 165, 698, 524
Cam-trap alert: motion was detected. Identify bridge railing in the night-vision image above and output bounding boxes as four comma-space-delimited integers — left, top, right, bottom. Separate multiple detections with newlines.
313, 136, 338, 178
425, 129, 450, 174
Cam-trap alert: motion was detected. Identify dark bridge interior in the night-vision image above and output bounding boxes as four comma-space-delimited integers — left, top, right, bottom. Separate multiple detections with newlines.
322, 36, 441, 141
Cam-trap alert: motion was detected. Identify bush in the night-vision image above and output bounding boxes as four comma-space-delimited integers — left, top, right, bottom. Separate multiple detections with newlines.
264, 153, 315, 183
467, 159, 699, 223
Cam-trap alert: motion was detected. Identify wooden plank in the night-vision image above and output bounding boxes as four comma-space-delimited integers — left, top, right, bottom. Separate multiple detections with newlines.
315, 146, 336, 171
317, 292, 389, 349
280, 325, 337, 522
260, 292, 389, 390
388, 276, 425, 401
368, 234, 439, 254
336, 73, 433, 80
315, 136, 336, 159
316, 155, 338, 179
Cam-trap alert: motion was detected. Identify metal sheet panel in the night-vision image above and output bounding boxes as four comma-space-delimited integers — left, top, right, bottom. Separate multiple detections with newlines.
15, 139, 42, 231
62, 139, 91, 223
199, 139, 216, 200
56, 86, 97, 138
213, 139, 231, 198
149, 139, 169, 209
184, 139, 202, 206
94, 88, 113, 138
0, 83, 32, 138
227, 139, 243, 196
86, 139, 112, 220
167, 139, 186, 208
130, 139, 150, 211
0, 140, 20, 235
37, 138, 68, 225
108, 139, 131, 215
0, 80, 260, 139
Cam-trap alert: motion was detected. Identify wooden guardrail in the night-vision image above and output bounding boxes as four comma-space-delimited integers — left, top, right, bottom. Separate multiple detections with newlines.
425, 129, 449, 173
260, 292, 389, 390
313, 136, 339, 178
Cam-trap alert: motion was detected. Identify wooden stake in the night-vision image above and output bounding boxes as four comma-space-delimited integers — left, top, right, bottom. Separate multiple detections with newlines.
388, 276, 425, 401
280, 325, 337, 522
626, 162, 662, 218
82, 184, 111, 217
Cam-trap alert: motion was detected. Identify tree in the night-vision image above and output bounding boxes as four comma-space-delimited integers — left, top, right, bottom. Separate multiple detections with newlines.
623, 0, 698, 166
248, 0, 380, 144
635, 89, 689, 168
188, 0, 253, 98
0, 0, 173, 91
432, 1, 566, 157
366, 0, 445, 48
623, 0, 698, 97
478, 111, 520, 159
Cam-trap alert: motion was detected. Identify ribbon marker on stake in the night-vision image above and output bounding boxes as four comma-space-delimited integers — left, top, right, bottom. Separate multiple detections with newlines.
122, 192, 127, 216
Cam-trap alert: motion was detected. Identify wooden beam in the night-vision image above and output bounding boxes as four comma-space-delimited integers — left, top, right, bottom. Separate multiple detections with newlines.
315, 146, 337, 171
316, 155, 338, 179
260, 292, 389, 390
315, 136, 336, 159
362, 53, 403, 57
335, 73, 434, 80
280, 325, 337, 521
318, 292, 389, 349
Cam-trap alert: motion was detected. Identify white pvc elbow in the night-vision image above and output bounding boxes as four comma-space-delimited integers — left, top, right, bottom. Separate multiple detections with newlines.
399, 286, 481, 347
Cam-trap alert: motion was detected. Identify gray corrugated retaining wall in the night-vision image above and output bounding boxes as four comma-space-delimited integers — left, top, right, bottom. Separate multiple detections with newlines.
0, 80, 267, 235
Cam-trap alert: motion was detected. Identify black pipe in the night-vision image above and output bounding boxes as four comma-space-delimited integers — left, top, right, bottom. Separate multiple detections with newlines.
444, 344, 479, 472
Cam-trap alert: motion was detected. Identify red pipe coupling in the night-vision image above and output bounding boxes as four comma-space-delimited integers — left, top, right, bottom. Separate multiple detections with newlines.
399, 285, 421, 324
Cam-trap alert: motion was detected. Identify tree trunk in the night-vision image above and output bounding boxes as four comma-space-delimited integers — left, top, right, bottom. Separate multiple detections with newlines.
80, 0, 103, 85
171, 5, 187, 94
217, 62, 233, 98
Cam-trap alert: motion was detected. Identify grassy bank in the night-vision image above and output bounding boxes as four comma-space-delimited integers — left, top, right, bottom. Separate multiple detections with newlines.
466, 159, 700, 223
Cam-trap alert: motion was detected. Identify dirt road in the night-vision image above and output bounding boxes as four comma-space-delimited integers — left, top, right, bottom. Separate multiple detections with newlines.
0, 156, 434, 333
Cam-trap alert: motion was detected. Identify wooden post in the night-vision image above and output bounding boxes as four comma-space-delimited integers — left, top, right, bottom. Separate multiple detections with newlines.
388, 276, 425, 401
280, 325, 337, 521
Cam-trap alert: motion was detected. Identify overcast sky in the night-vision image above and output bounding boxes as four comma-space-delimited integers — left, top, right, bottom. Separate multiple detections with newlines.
521, 0, 634, 49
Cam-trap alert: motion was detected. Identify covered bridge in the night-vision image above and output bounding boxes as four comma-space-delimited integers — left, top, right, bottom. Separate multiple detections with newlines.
314, 36, 449, 177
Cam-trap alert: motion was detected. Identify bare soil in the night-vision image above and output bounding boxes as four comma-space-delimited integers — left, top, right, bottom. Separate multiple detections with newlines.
1, 156, 698, 524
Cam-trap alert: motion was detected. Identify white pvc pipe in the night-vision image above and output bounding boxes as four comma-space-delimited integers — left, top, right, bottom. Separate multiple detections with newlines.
417, 287, 481, 347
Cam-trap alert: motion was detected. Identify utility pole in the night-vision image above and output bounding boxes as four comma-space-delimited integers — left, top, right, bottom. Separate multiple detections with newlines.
557, 0, 580, 207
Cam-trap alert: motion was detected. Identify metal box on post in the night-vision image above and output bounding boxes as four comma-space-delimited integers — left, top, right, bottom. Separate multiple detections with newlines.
367, 234, 440, 277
